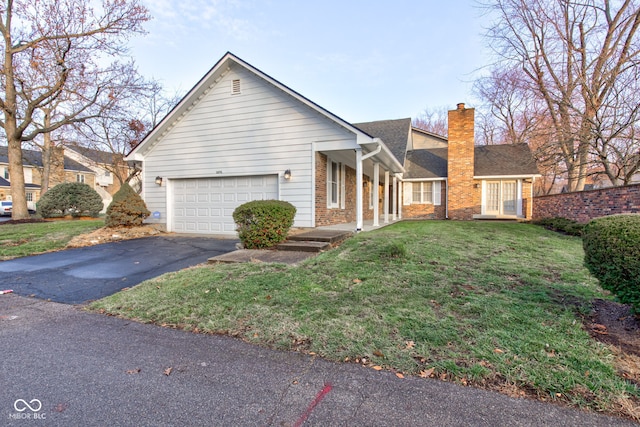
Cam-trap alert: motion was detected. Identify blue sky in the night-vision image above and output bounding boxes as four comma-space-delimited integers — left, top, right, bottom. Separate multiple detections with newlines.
130, 0, 490, 123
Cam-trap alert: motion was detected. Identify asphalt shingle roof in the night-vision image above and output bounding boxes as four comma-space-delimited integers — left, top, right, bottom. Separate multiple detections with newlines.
0, 146, 93, 173
403, 143, 539, 179
353, 118, 412, 165
68, 146, 122, 165
404, 148, 448, 179
474, 143, 540, 177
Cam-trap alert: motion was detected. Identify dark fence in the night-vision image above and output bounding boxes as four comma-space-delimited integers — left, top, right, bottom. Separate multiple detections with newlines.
533, 184, 640, 223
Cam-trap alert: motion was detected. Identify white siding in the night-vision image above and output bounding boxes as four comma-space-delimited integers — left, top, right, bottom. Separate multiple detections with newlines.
142, 64, 354, 229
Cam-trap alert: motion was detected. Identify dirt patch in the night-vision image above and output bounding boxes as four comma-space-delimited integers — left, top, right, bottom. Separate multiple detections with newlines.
66, 225, 164, 248
588, 299, 640, 356
587, 298, 640, 416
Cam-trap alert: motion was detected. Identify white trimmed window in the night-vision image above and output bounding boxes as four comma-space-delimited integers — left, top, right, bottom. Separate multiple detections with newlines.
327, 158, 345, 209
76, 174, 85, 183
404, 181, 441, 205
26, 192, 33, 202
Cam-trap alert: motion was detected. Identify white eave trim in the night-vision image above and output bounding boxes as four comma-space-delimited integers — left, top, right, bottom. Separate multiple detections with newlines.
403, 177, 446, 182
360, 138, 404, 173
473, 174, 542, 179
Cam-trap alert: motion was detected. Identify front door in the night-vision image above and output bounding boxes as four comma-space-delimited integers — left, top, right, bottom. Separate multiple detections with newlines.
485, 180, 518, 216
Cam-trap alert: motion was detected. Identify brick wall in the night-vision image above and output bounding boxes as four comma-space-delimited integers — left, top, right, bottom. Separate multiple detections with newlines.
533, 184, 640, 223
447, 104, 480, 220
402, 185, 447, 219
315, 153, 372, 226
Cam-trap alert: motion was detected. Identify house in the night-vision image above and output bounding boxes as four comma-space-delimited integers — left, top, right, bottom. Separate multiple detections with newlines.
0, 145, 129, 211
64, 146, 131, 209
0, 146, 95, 211
126, 52, 540, 235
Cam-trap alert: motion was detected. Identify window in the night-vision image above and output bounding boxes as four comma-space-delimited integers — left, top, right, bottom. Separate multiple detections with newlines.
3, 168, 8, 180
412, 182, 433, 204
404, 181, 441, 206
369, 179, 374, 209
76, 174, 85, 183
326, 158, 345, 209
26, 192, 33, 202
104, 171, 111, 177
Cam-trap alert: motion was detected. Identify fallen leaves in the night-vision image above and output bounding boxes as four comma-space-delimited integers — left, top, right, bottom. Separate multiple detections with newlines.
419, 367, 435, 378
126, 368, 141, 374
164, 367, 173, 376
373, 350, 385, 358
405, 340, 415, 349
395, 373, 404, 379
372, 365, 383, 371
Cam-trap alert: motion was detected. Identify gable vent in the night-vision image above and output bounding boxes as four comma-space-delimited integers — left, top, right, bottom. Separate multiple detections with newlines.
231, 79, 241, 95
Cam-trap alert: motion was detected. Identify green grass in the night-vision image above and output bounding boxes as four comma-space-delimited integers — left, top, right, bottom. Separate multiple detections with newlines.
89, 221, 639, 417
0, 219, 104, 259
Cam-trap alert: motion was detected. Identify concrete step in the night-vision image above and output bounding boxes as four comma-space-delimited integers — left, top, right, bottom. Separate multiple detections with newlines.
287, 230, 353, 244
276, 240, 330, 252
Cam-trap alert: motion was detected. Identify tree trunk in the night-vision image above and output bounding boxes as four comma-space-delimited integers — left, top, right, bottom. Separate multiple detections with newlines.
7, 137, 30, 219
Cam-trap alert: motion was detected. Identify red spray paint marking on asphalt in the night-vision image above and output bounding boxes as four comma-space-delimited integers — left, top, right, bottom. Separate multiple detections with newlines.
293, 383, 333, 427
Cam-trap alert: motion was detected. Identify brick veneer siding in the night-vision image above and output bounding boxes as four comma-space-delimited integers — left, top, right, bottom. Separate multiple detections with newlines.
533, 184, 640, 223
447, 105, 480, 220
403, 186, 447, 219
315, 152, 373, 226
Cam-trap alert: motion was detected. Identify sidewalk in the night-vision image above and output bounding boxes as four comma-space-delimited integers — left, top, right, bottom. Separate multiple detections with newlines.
1, 294, 636, 426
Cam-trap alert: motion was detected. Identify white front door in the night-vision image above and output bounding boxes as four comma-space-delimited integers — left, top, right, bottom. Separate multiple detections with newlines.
484, 180, 518, 217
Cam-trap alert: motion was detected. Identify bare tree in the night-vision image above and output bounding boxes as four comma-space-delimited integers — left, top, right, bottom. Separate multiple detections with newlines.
0, 0, 149, 219
412, 106, 449, 137
480, 0, 640, 191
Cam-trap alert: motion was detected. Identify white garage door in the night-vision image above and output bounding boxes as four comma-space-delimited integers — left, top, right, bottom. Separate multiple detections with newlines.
172, 175, 278, 234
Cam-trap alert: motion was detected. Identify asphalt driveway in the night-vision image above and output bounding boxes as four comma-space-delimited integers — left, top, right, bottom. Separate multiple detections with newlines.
0, 235, 238, 304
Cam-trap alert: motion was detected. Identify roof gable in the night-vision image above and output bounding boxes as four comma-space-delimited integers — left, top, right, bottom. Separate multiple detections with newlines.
127, 52, 396, 165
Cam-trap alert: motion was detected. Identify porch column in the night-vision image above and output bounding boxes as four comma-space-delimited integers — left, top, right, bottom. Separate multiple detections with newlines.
355, 148, 363, 231
397, 176, 402, 219
384, 170, 389, 224
373, 163, 380, 227
392, 175, 397, 221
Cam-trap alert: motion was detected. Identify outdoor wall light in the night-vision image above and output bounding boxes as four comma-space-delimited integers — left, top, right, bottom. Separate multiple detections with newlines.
474, 183, 480, 189
155, 176, 163, 186
284, 169, 292, 180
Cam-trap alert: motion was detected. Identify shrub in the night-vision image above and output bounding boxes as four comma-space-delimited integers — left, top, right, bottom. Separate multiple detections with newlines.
583, 214, 640, 310
532, 217, 585, 236
105, 183, 150, 227
233, 200, 296, 249
37, 182, 103, 218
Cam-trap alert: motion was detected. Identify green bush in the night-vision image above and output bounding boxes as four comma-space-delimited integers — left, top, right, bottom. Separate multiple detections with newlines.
583, 214, 640, 310
233, 200, 296, 249
105, 183, 150, 227
532, 217, 585, 236
37, 182, 103, 218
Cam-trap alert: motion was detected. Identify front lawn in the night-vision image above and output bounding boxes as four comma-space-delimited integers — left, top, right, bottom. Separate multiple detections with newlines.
0, 219, 104, 260
89, 221, 639, 419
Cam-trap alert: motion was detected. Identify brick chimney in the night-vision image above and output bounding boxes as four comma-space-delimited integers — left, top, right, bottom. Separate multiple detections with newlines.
447, 103, 479, 220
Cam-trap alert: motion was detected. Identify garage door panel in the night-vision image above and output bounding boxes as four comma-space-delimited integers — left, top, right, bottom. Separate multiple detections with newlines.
172, 175, 278, 235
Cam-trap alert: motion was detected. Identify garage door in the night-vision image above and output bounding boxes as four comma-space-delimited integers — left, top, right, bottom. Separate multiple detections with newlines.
172, 175, 278, 234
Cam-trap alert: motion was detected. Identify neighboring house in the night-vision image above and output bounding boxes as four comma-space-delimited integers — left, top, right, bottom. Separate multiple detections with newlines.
0, 146, 96, 211
64, 146, 131, 209
126, 52, 540, 235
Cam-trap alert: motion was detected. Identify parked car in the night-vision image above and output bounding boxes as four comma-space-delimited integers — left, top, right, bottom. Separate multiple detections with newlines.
0, 201, 11, 216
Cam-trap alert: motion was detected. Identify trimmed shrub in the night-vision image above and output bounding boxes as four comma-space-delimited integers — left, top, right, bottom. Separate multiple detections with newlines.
37, 182, 103, 218
233, 200, 296, 249
532, 217, 585, 236
583, 214, 640, 310
105, 183, 150, 227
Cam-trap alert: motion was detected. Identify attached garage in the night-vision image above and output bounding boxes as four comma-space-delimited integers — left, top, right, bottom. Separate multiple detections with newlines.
171, 175, 279, 234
